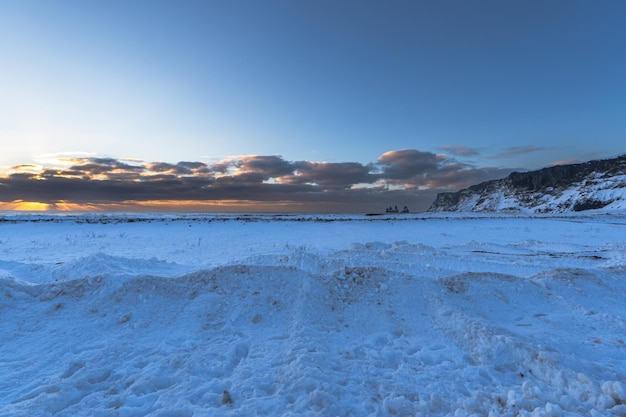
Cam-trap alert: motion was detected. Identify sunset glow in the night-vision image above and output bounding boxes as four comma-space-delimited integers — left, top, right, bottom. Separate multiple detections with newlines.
1, 1, 625, 212
0, 201, 51, 212
0, 151, 518, 212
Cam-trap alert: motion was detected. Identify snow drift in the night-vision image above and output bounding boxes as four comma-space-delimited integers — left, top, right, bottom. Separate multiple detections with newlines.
1, 213, 626, 416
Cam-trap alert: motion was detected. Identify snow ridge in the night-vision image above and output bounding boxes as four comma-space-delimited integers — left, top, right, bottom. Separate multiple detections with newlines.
2, 214, 626, 416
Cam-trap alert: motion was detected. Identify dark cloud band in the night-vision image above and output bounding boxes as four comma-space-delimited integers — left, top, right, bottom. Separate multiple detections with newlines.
0, 150, 515, 212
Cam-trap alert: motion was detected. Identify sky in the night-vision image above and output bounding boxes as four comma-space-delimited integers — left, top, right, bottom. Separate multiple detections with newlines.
1, 0, 625, 212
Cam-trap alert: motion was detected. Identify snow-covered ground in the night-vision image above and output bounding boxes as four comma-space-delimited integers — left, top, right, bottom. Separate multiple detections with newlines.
1, 212, 626, 417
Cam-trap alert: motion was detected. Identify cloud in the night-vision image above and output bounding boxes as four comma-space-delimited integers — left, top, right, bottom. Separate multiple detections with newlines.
285, 161, 376, 189
377, 149, 446, 181
212, 155, 293, 177
491, 146, 544, 159
439, 145, 480, 157
10, 164, 39, 171
424, 165, 516, 190
0, 150, 516, 212
64, 157, 146, 179
550, 159, 580, 166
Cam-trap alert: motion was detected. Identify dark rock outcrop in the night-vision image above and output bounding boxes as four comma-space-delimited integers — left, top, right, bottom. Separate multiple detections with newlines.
429, 155, 626, 213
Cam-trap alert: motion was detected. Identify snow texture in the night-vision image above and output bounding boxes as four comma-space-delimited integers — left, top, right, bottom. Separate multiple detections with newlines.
1, 212, 626, 416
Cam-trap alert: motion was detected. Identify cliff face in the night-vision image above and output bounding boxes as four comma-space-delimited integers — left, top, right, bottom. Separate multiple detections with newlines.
429, 155, 626, 213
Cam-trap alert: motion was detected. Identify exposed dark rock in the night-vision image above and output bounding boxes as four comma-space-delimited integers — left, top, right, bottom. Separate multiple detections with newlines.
429, 154, 626, 213
507, 156, 626, 191
573, 199, 610, 212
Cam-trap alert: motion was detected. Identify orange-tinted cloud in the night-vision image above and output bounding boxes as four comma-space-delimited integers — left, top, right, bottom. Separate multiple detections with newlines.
550, 158, 580, 166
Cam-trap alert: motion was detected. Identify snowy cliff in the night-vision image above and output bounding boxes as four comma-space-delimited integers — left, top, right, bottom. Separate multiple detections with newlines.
429, 154, 626, 213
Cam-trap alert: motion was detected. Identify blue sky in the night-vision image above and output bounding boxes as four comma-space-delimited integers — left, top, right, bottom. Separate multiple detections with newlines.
1, 1, 625, 211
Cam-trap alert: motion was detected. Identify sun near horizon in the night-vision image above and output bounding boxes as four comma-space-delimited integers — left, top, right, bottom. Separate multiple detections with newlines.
0, 200, 358, 214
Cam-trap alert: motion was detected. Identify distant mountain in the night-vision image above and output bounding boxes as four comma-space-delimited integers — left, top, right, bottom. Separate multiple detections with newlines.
429, 155, 626, 213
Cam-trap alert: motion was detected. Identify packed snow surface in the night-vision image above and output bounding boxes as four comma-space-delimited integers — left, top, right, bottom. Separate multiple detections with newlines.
1, 212, 626, 416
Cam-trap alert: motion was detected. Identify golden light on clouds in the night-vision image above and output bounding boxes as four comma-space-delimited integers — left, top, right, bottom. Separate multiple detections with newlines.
0, 199, 307, 213
131, 200, 301, 212
0, 201, 51, 211
0, 200, 109, 212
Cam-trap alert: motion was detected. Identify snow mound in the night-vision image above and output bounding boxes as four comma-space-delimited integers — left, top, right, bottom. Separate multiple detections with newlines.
51, 253, 186, 281
2, 263, 626, 416
2, 214, 626, 416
